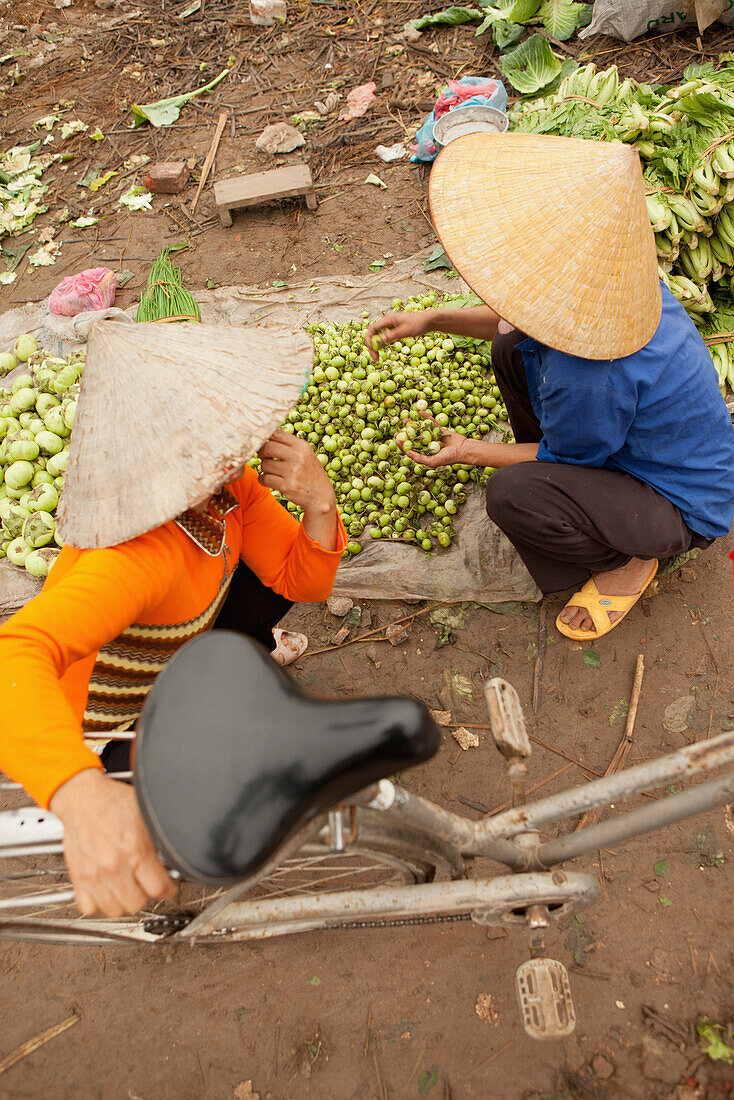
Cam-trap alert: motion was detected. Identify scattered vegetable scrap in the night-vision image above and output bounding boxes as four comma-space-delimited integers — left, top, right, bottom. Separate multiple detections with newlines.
697, 1017, 734, 1065
0, 144, 53, 240
60, 119, 88, 140
28, 240, 60, 268
131, 61, 234, 127
119, 185, 153, 211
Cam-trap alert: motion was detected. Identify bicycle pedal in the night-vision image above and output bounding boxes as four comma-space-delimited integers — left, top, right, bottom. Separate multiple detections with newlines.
515, 958, 576, 1041
485, 678, 531, 760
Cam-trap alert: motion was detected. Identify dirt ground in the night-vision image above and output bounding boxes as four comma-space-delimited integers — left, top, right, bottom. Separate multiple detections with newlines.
1, 2, 734, 1097
2, 551, 734, 1099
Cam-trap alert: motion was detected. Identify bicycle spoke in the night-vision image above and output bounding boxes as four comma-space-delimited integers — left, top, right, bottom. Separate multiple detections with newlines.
0, 813, 441, 942
253, 853, 414, 899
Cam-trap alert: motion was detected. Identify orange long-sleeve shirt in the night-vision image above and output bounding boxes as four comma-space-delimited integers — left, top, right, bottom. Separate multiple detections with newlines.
0, 467, 346, 809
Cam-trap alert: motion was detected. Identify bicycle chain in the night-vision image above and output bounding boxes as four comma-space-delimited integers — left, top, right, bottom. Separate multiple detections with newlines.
143, 913, 196, 937
146, 911, 473, 939
210, 913, 475, 936
330, 913, 473, 930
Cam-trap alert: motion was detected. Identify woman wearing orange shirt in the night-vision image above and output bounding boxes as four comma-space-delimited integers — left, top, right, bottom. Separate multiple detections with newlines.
0, 320, 346, 919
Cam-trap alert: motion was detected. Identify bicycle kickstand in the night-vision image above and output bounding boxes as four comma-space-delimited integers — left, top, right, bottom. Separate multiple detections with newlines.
486, 678, 577, 1041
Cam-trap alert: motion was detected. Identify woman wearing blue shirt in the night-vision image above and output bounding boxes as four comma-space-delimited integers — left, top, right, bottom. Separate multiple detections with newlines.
367, 133, 734, 641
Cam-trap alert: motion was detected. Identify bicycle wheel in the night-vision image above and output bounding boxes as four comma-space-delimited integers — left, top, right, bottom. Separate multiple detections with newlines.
0, 809, 459, 946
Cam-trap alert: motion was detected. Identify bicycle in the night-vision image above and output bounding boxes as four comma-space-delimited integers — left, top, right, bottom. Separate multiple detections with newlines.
2, 630, 733, 1040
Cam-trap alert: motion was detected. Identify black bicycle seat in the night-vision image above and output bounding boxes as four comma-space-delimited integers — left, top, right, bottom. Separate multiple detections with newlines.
135, 631, 441, 884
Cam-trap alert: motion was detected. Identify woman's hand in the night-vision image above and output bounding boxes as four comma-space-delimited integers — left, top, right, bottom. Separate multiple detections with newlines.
365, 310, 434, 362
50, 768, 176, 917
258, 430, 335, 513
398, 413, 474, 469
258, 430, 338, 549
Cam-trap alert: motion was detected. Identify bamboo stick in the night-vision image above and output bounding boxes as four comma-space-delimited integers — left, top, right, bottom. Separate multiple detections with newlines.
574, 654, 645, 833
191, 111, 228, 213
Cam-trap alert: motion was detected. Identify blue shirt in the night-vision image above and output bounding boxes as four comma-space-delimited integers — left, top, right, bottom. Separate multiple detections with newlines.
519, 284, 734, 539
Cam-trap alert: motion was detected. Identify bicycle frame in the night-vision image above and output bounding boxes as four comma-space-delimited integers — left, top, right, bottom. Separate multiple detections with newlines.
383, 729, 734, 868
2, 702, 733, 950
174, 727, 734, 940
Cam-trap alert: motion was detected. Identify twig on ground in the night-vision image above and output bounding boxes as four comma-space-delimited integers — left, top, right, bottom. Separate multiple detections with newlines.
687, 936, 698, 977
270, 1023, 280, 1078
532, 606, 547, 714
464, 1040, 514, 1080
706, 951, 722, 978
301, 604, 440, 657
488, 762, 575, 817
373, 1049, 386, 1100
456, 794, 491, 815
0, 1013, 79, 1076
598, 849, 608, 902
191, 110, 228, 213
447, 725, 600, 777
400, 1041, 427, 1098
574, 654, 645, 832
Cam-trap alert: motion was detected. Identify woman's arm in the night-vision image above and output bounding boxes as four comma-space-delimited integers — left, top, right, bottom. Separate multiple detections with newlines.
0, 534, 181, 808
402, 429, 538, 470
235, 440, 347, 603
258, 430, 339, 550
366, 305, 499, 360
0, 536, 181, 916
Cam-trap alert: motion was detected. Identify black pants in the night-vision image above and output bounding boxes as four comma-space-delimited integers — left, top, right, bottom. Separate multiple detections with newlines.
485, 328, 712, 594
101, 565, 292, 773
211, 562, 292, 647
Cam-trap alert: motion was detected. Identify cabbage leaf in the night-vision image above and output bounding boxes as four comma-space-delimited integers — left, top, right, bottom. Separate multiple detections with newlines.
407, 6, 484, 30
500, 33, 562, 94
537, 0, 591, 41
132, 65, 232, 128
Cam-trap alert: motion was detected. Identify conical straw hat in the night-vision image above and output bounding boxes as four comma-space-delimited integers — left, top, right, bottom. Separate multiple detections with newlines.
429, 132, 661, 360
56, 318, 313, 549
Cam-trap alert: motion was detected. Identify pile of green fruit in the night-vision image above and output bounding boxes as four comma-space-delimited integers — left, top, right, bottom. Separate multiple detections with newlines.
278, 292, 509, 554
0, 333, 80, 577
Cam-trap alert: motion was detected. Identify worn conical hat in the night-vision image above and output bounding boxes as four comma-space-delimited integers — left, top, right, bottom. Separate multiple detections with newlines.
429, 132, 661, 360
56, 319, 313, 549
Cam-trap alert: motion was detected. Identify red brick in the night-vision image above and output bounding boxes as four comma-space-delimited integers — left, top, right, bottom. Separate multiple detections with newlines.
144, 162, 189, 194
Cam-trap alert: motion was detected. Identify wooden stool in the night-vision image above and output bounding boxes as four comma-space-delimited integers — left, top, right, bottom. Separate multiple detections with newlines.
214, 164, 317, 227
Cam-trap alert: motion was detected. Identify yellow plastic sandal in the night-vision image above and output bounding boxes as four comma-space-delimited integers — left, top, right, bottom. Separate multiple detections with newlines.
556, 560, 658, 641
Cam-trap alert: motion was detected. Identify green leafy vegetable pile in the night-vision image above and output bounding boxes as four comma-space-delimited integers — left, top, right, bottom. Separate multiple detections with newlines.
0, 335, 81, 576
405, 0, 591, 49
273, 292, 510, 555
477, 0, 592, 46
511, 59, 734, 394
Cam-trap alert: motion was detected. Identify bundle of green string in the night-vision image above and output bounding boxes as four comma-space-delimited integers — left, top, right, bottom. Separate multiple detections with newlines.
135, 248, 201, 323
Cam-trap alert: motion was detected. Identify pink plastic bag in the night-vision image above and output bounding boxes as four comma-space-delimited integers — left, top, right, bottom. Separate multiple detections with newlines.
434, 79, 501, 122
49, 267, 117, 317
339, 82, 377, 121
